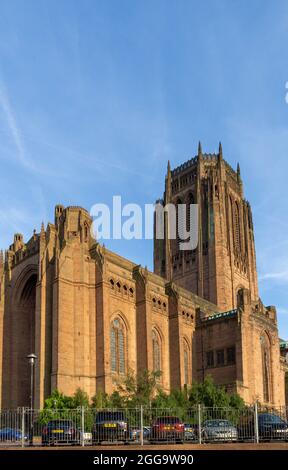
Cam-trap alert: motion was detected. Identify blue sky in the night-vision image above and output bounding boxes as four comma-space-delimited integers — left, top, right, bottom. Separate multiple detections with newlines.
0, 0, 287, 338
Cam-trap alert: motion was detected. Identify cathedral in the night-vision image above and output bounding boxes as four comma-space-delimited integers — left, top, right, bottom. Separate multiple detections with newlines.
0, 144, 287, 409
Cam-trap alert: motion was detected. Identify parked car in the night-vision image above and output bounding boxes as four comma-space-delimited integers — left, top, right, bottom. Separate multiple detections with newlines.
130, 426, 151, 442
258, 413, 288, 440
151, 416, 185, 443
42, 420, 80, 446
202, 419, 238, 442
92, 411, 129, 444
0, 428, 28, 442
184, 423, 196, 441
238, 413, 288, 441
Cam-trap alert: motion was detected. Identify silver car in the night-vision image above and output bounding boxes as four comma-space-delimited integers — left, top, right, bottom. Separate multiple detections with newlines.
202, 419, 238, 442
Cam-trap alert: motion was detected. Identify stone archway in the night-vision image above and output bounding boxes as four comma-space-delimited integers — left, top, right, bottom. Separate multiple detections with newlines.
285, 372, 288, 406
260, 331, 272, 404
12, 271, 37, 407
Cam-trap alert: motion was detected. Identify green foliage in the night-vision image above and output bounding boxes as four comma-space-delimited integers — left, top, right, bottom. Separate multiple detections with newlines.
228, 392, 245, 409
41, 374, 245, 424
91, 390, 124, 409
188, 376, 244, 409
185, 376, 245, 424
188, 376, 229, 407
72, 388, 90, 408
115, 369, 162, 407
91, 390, 110, 409
109, 391, 125, 408
43, 389, 74, 410
43, 388, 91, 410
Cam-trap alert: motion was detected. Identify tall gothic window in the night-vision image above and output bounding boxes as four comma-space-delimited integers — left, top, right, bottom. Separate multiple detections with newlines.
183, 339, 191, 385
110, 318, 125, 374
202, 184, 209, 247
233, 201, 241, 252
260, 333, 271, 403
176, 199, 182, 250
186, 193, 194, 234
184, 350, 189, 385
237, 288, 244, 309
152, 330, 161, 373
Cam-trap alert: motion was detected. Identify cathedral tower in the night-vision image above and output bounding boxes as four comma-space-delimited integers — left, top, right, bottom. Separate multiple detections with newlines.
154, 143, 259, 312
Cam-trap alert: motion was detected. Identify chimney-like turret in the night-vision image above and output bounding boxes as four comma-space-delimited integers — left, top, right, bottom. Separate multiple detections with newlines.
198, 141, 202, 159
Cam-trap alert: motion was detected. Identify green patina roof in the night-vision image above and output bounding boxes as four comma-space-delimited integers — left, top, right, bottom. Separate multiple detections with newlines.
280, 340, 288, 349
202, 309, 238, 322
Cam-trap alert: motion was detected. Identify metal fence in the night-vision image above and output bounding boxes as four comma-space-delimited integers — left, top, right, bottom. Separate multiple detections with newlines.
0, 405, 287, 447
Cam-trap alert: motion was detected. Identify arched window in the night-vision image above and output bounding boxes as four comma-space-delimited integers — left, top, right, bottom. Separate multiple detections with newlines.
152, 330, 161, 373
233, 201, 241, 252
84, 223, 89, 242
183, 339, 191, 385
176, 199, 182, 250
186, 193, 194, 234
260, 333, 272, 403
110, 317, 126, 374
237, 288, 244, 309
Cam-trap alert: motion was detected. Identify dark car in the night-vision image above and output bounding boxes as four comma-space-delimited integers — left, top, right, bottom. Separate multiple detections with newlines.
42, 420, 80, 446
151, 416, 185, 443
238, 413, 288, 441
258, 414, 288, 441
0, 428, 28, 442
202, 419, 238, 442
92, 411, 129, 444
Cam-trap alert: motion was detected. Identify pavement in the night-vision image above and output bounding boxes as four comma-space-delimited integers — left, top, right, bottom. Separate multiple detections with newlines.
0, 442, 288, 450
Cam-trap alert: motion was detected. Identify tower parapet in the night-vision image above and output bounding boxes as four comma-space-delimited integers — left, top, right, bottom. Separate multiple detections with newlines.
0, 250, 4, 279
154, 142, 259, 312
54, 205, 93, 248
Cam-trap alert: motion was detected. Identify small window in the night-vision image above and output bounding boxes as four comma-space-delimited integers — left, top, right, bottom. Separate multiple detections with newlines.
206, 351, 214, 368
227, 346, 236, 365
216, 349, 225, 366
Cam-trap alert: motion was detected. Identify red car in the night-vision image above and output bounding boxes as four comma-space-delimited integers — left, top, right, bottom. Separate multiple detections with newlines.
151, 416, 185, 443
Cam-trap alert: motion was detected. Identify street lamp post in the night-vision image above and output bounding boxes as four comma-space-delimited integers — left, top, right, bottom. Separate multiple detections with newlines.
27, 353, 37, 446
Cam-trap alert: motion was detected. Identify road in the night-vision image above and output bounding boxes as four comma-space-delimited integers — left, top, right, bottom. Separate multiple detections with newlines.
0, 442, 288, 450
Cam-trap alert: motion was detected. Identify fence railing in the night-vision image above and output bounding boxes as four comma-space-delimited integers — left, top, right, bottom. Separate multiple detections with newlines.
0, 404, 287, 446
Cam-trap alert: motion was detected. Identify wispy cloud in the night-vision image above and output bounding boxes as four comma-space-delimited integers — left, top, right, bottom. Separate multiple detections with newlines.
277, 307, 288, 315
0, 80, 34, 170
259, 271, 288, 282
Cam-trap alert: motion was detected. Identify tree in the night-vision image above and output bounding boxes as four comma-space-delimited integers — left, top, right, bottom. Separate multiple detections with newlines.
43, 389, 73, 409
116, 369, 162, 406
39, 390, 74, 425
91, 390, 110, 409
188, 376, 244, 409
41, 376, 244, 415
228, 392, 245, 409
91, 390, 124, 409
71, 388, 90, 408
